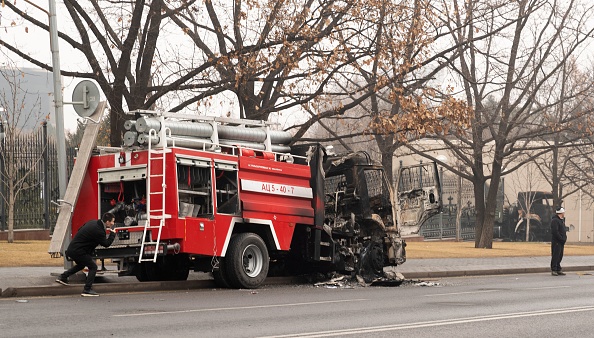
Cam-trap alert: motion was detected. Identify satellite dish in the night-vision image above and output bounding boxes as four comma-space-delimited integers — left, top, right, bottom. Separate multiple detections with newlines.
71, 80, 100, 117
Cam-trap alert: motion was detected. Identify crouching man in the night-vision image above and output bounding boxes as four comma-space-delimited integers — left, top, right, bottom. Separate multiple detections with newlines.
55, 212, 117, 296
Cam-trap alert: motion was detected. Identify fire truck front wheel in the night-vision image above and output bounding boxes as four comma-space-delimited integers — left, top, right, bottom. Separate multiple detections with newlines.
212, 258, 232, 288
225, 233, 269, 289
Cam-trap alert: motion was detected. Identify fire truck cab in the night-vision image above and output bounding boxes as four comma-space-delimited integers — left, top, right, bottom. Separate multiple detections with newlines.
68, 110, 441, 288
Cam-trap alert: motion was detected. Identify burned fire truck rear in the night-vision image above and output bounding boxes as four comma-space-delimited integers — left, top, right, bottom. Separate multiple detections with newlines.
62, 110, 441, 288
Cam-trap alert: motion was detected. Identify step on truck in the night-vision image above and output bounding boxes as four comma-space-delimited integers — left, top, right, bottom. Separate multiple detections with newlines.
60, 110, 441, 288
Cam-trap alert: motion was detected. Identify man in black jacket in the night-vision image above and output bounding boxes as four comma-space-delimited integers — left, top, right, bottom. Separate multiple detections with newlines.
55, 212, 117, 296
550, 207, 567, 276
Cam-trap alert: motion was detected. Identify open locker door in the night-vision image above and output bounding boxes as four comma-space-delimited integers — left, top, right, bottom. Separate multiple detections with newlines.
395, 162, 442, 237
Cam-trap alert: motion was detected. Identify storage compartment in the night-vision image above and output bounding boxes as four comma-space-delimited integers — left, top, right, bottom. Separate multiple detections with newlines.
98, 166, 147, 227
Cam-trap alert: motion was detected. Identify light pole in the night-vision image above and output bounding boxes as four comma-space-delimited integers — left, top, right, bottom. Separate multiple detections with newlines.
24, 0, 69, 268
0, 107, 5, 232
46, 0, 68, 200
579, 158, 583, 242
439, 167, 443, 239
22, 1, 67, 199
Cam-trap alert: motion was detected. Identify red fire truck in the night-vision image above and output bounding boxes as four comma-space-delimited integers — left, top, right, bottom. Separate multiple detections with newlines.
64, 110, 441, 289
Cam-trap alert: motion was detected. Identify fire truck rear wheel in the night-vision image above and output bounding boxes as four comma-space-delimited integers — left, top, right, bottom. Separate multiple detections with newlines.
136, 262, 159, 282
135, 255, 189, 282
135, 263, 148, 282
162, 254, 190, 281
225, 233, 269, 289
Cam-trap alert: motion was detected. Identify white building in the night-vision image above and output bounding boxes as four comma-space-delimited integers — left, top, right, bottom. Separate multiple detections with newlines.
0, 67, 54, 132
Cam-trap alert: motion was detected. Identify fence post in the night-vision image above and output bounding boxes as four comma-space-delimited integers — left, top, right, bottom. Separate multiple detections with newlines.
439, 167, 443, 239
456, 163, 462, 241
0, 119, 4, 231
43, 121, 50, 230
419, 160, 423, 188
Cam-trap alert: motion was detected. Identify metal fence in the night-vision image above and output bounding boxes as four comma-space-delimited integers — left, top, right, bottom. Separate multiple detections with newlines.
0, 122, 75, 231
419, 169, 504, 240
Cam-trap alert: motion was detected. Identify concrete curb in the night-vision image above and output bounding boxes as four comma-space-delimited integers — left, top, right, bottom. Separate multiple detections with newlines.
399, 265, 594, 279
1, 280, 215, 298
0, 276, 306, 298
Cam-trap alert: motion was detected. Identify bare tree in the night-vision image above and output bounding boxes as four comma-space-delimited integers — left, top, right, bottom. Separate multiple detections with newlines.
0, 62, 46, 243
169, 1, 371, 120
3, 0, 473, 159
281, 0, 471, 182
311, 0, 456, 181
404, 0, 594, 248
1, 1, 383, 146
532, 60, 594, 208
2, 0, 193, 146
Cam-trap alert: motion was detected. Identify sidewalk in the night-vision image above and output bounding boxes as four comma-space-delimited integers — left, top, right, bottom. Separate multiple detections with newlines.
2, 256, 594, 297
394, 255, 594, 278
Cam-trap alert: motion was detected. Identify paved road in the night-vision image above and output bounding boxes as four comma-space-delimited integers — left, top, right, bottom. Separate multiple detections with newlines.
2, 272, 594, 337
2, 255, 594, 297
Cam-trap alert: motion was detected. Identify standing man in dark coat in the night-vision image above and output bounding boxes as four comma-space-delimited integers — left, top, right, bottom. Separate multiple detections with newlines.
550, 207, 567, 276
55, 213, 117, 296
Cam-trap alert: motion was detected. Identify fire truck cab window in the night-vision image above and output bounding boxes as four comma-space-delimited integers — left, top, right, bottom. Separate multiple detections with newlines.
364, 169, 391, 209
215, 162, 239, 215
176, 158, 212, 217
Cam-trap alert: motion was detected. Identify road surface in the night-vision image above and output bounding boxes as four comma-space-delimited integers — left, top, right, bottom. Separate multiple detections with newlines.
2, 271, 594, 337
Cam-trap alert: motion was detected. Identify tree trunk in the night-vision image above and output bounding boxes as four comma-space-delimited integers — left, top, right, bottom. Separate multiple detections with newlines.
378, 135, 395, 184
476, 145, 504, 248
472, 145, 487, 248
108, 101, 126, 147
473, 178, 486, 248
477, 204, 495, 248
7, 180, 14, 243
551, 141, 562, 206
525, 217, 531, 242
476, 180, 501, 248
475, 179, 500, 248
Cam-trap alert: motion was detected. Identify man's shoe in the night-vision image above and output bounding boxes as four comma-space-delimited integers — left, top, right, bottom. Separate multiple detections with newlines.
557, 271, 566, 276
551, 271, 559, 276
55, 278, 69, 286
81, 289, 99, 297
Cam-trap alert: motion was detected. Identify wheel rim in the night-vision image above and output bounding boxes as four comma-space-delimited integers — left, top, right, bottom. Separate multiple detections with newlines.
242, 244, 263, 277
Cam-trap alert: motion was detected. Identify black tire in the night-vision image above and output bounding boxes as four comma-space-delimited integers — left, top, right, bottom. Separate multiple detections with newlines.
135, 262, 160, 282
134, 263, 148, 282
162, 254, 190, 281
212, 257, 232, 288
135, 256, 190, 282
357, 241, 385, 282
225, 233, 269, 289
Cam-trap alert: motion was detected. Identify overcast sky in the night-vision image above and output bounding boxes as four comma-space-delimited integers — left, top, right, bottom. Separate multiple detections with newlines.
1, 2, 106, 133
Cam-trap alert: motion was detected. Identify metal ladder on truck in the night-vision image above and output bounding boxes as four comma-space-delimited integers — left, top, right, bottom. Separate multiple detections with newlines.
138, 115, 171, 263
